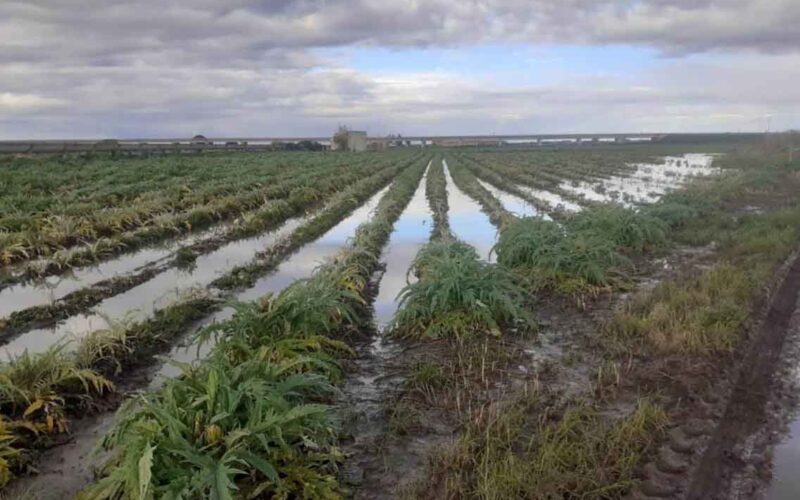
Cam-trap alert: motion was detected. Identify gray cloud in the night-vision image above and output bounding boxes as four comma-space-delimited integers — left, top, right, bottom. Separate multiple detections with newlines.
0, 1, 799, 138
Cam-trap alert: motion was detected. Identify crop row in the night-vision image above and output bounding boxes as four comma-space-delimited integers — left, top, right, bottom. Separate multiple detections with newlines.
351, 155, 694, 496
1, 153, 420, 366
0, 154, 428, 488
75, 157, 432, 498
0, 156, 414, 338
457, 149, 647, 208
0, 152, 403, 269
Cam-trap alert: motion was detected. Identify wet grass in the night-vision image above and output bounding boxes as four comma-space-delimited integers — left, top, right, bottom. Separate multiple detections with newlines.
0, 343, 115, 485
609, 139, 800, 354
491, 199, 674, 306
0, 290, 217, 484
391, 240, 533, 340
609, 264, 750, 354
413, 395, 666, 500
425, 156, 451, 240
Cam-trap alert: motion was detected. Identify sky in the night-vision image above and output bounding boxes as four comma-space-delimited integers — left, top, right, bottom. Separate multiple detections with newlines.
0, 0, 799, 139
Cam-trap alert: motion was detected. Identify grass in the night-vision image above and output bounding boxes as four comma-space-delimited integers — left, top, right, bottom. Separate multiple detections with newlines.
423, 397, 666, 499
609, 264, 750, 354
391, 239, 533, 340
566, 204, 666, 253
492, 202, 670, 305
608, 140, 800, 355
493, 216, 623, 303
425, 156, 451, 240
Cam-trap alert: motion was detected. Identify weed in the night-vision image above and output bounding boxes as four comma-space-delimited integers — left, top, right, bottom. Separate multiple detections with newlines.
392, 240, 533, 340
566, 204, 666, 252
609, 264, 750, 354
428, 397, 666, 499
494, 216, 622, 301
174, 246, 198, 269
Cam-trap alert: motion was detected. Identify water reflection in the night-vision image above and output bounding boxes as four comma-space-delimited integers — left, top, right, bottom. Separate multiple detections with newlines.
0, 222, 229, 320
149, 184, 392, 383
372, 169, 432, 329
768, 416, 800, 499
442, 160, 497, 261
475, 178, 542, 219
1, 217, 303, 357
559, 154, 719, 206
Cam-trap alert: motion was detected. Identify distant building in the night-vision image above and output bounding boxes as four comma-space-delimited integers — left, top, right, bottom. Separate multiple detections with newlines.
191, 134, 212, 145
366, 138, 389, 151
332, 130, 368, 152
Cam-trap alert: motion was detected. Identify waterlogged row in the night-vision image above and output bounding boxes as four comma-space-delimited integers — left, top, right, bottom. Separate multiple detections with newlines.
75, 159, 433, 498
558, 153, 719, 206
152, 182, 394, 382
0, 170, 400, 359
0, 156, 432, 493
457, 149, 718, 210
0, 155, 407, 324
0, 150, 412, 268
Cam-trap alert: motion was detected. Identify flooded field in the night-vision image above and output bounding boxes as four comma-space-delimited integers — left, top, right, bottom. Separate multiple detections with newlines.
151, 183, 392, 382
5, 143, 800, 500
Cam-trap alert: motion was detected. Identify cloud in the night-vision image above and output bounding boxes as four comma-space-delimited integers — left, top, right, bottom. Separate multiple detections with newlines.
0, 92, 65, 111
0, 1, 798, 138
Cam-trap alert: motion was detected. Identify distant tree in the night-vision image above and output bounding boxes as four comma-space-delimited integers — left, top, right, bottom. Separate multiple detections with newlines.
298, 140, 324, 151
333, 125, 349, 151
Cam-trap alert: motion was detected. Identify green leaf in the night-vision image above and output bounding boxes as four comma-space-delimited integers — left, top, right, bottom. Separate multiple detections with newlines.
236, 450, 279, 483
137, 442, 154, 500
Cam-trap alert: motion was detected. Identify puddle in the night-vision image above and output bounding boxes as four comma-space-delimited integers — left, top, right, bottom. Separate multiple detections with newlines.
372, 169, 432, 329
558, 154, 719, 206
148, 184, 392, 384
0, 216, 304, 358
768, 416, 800, 499
0, 222, 229, 320
475, 178, 542, 218
338, 167, 437, 496
1, 411, 117, 499
442, 160, 498, 261
765, 313, 800, 500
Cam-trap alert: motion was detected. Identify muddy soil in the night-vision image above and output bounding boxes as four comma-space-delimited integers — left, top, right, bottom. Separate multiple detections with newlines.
339, 294, 609, 499
684, 249, 800, 500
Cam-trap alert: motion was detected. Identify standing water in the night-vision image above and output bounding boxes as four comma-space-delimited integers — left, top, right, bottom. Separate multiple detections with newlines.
338, 164, 441, 495
4, 185, 395, 359
0, 217, 304, 357
768, 416, 800, 499
372, 167, 432, 328
475, 178, 544, 219
442, 160, 498, 261
558, 154, 719, 206
149, 184, 393, 383
0, 221, 229, 320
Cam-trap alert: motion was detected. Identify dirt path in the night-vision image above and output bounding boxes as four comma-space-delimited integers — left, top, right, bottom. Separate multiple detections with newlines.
685, 250, 800, 499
